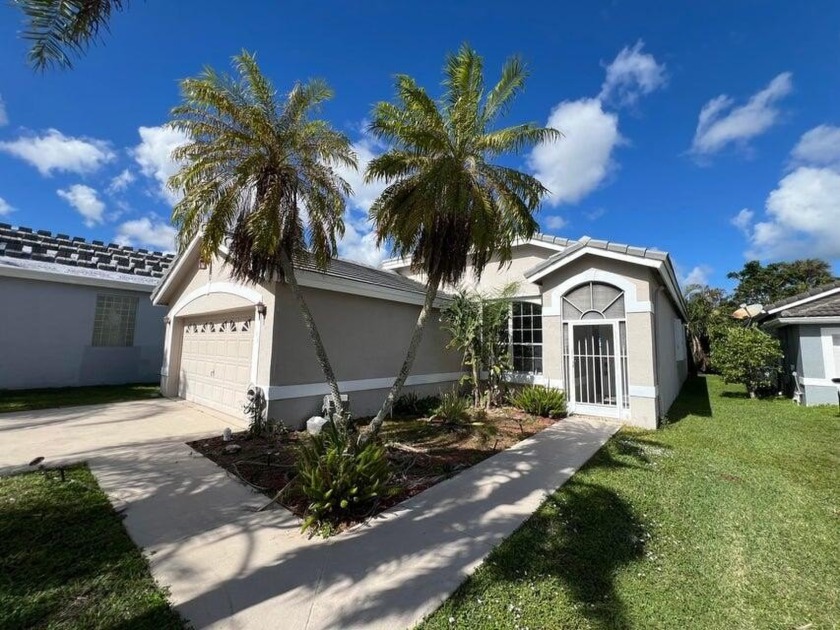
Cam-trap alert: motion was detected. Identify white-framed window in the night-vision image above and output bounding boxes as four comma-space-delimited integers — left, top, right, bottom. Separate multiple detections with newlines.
510, 301, 543, 374
92, 294, 138, 347
822, 327, 840, 379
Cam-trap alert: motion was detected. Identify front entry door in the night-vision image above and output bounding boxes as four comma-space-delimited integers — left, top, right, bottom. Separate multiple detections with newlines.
569, 322, 623, 417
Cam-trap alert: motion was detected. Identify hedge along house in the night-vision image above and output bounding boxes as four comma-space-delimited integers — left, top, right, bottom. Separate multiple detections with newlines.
0, 224, 173, 389
758, 281, 840, 406
384, 234, 689, 429
150, 237, 462, 427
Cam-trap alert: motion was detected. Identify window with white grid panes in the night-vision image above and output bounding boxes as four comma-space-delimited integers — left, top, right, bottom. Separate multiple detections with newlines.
92, 294, 138, 347
510, 301, 543, 374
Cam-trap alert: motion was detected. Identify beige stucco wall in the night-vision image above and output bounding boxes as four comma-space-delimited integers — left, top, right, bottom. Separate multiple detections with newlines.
393, 243, 555, 298
654, 286, 689, 416
267, 285, 463, 426
158, 251, 275, 398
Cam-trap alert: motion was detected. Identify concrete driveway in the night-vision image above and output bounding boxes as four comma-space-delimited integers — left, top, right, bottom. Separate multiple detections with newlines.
0, 398, 618, 630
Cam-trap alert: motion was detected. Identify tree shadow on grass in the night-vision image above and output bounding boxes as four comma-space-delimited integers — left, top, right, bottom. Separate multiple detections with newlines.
664, 375, 713, 423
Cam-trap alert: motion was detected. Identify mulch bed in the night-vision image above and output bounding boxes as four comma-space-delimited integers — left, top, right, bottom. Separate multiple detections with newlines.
187, 408, 556, 524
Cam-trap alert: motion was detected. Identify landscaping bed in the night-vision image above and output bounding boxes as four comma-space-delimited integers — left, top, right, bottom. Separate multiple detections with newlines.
187, 407, 555, 524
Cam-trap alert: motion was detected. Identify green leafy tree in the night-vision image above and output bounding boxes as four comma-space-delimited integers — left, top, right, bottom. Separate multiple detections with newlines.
710, 326, 783, 398
683, 284, 731, 372
168, 51, 357, 418
727, 259, 835, 306
441, 284, 517, 407
360, 44, 560, 441
14, 0, 128, 70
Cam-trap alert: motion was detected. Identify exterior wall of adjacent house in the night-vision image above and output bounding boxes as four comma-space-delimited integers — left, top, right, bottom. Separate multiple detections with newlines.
158, 251, 275, 399
779, 323, 840, 406
266, 285, 462, 426
390, 243, 559, 298
0, 276, 164, 389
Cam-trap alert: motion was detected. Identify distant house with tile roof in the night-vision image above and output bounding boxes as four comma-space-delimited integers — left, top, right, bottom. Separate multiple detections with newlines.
758, 281, 840, 405
0, 223, 174, 390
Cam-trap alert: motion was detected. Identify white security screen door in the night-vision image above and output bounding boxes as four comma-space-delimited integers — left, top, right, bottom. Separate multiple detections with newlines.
569, 322, 624, 417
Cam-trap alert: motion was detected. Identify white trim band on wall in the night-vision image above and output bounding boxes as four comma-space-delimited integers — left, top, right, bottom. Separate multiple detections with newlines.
262, 371, 464, 401
799, 377, 840, 388
628, 385, 658, 398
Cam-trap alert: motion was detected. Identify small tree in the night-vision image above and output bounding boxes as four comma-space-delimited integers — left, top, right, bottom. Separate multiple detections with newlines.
441, 285, 516, 407
711, 327, 783, 398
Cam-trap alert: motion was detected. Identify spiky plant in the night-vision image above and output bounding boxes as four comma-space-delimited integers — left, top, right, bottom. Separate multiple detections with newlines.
359, 44, 561, 442
168, 51, 357, 417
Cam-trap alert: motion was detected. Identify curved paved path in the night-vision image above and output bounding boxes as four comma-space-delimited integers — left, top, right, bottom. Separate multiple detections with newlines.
0, 399, 618, 629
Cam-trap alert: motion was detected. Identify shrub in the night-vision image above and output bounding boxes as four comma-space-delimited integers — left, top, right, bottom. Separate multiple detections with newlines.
295, 422, 397, 535
711, 326, 783, 398
510, 386, 567, 418
431, 388, 471, 429
392, 392, 441, 418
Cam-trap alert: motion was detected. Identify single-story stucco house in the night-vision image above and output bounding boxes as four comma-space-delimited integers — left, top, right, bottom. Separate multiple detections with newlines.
759, 281, 840, 406
0, 224, 173, 390
152, 233, 688, 429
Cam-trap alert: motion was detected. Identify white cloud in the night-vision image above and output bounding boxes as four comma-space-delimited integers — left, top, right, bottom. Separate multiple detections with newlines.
57, 184, 106, 227
584, 208, 606, 221
682, 264, 713, 287
108, 168, 135, 193
338, 137, 387, 213
337, 218, 386, 267
0, 196, 14, 216
790, 125, 840, 168
132, 125, 189, 204
599, 40, 667, 107
731, 208, 754, 233
0, 129, 114, 176
0, 95, 7, 126
543, 215, 567, 231
115, 217, 177, 252
528, 98, 622, 206
690, 72, 793, 157
744, 166, 840, 260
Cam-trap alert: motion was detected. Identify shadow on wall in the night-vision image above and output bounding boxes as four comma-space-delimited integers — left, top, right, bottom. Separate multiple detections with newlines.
664, 375, 712, 423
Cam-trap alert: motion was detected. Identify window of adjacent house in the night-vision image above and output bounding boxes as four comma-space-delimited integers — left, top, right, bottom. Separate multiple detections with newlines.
510, 301, 543, 374
92, 294, 138, 347
832, 334, 840, 377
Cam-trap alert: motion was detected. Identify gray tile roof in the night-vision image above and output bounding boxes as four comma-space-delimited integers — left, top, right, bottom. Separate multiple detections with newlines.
296, 253, 434, 297
529, 232, 577, 248
763, 280, 840, 313
0, 223, 174, 283
780, 292, 840, 318
525, 235, 670, 277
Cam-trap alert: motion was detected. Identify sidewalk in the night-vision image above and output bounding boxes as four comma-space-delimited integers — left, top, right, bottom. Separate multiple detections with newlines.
1, 402, 617, 629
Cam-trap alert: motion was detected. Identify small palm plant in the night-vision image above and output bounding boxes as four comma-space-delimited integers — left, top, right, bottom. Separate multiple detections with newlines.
359, 44, 561, 442
168, 51, 357, 418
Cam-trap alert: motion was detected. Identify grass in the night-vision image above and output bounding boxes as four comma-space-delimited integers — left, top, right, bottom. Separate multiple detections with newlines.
0, 383, 160, 414
0, 465, 185, 629
421, 375, 840, 629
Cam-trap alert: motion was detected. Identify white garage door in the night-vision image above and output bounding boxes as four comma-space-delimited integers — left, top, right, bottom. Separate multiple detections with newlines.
178, 312, 254, 417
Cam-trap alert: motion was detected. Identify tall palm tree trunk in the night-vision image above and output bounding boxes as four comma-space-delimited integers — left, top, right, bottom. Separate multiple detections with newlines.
278, 251, 345, 421
360, 272, 442, 444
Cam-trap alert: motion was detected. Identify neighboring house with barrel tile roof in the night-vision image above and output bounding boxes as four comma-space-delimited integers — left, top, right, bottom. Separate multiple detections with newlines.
759, 281, 840, 405
0, 224, 174, 390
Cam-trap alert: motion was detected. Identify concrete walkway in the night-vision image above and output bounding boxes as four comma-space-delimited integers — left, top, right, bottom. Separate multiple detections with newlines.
1, 400, 618, 629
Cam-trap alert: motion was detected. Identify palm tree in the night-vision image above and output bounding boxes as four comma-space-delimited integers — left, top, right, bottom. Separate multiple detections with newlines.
360, 44, 560, 441
14, 0, 128, 70
168, 51, 357, 418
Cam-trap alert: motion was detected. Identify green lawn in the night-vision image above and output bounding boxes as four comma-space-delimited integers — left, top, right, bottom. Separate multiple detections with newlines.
0, 465, 185, 629
422, 375, 840, 629
0, 383, 160, 414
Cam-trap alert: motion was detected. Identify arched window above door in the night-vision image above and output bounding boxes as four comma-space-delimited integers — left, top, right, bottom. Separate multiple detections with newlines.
562, 282, 625, 320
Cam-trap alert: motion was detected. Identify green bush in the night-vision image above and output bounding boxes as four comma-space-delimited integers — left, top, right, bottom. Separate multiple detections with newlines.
510, 386, 567, 418
295, 422, 397, 535
392, 392, 441, 417
431, 388, 471, 428
711, 326, 783, 397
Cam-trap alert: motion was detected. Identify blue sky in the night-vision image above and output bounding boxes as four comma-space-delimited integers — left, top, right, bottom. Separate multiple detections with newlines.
1, 1, 839, 289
